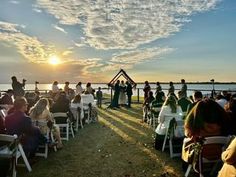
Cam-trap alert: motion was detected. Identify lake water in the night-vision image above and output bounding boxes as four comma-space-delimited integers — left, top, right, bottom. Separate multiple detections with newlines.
1, 83, 236, 97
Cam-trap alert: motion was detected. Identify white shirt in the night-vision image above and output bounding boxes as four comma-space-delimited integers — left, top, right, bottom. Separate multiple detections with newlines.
155, 105, 183, 137
76, 85, 83, 95
52, 85, 59, 93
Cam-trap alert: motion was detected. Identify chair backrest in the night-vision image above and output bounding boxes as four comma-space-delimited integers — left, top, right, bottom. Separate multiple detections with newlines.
201, 136, 229, 161
167, 118, 184, 138
52, 112, 68, 124
81, 94, 94, 105
0, 134, 18, 156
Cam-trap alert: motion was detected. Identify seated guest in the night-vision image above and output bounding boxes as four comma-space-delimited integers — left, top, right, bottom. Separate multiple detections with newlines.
51, 91, 70, 113
29, 98, 63, 149
4, 97, 42, 157
85, 82, 95, 97
81, 91, 98, 122
0, 89, 14, 105
224, 94, 236, 135
182, 99, 229, 170
216, 94, 228, 109
218, 137, 236, 177
71, 94, 84, 121
150, 91, 165, 117
75, 82, 84, 95
184, 99, 228, 140
154, 95, 183, 150
143, 91, 155, 122
186, 90, 203, 115
177, 91, 191, 113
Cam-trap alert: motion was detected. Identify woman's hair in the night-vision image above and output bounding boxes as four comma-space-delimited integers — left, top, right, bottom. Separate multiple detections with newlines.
164, 95, 177, 113
72, 94, 81, 103
29, 98, 49, 118
185, 98, 227, 137
53, 81, 58, 85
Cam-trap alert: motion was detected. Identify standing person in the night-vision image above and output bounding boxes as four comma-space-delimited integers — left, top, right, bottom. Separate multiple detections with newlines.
126, 81, 133, 108
85, 83, 95, 97
111, 80, 120, 108
155, 82, 162, 96
11, 76, 26, 98
75, 82, 83, 95
119, 80, 127, 106
167, 81, 175, 97
143, 81, 151, 101
96, 87, 103, 108
64, 81, 70, 95
181, 79, 187, 98
51, 81, 59, 94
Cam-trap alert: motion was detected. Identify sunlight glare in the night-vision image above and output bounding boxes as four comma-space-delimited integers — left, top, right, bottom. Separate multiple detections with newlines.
49, 55, 60, 65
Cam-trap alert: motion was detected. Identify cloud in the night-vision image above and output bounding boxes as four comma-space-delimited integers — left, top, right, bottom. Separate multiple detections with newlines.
32, 8, 42, 13
0, 21, 55, 63
9, 1, 20, 4
0, 21, 103, 80
36, 0, 220, 49
102, 47, 174, 71
52, 24, 67, 34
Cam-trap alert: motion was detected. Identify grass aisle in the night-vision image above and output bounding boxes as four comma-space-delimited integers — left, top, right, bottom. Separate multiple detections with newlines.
20, 104, 184, 177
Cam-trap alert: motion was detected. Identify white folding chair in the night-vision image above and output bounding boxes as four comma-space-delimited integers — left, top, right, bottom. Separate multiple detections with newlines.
52, 112, 74, 141
32, 120, 57, 158
149, 107, 161, 129
70, 107, 83, 131
0, 134, 32, 176
0, 134, 18, 177
185, 136, 229, 177
162, 117, 184, 158
81, 94, 94, 124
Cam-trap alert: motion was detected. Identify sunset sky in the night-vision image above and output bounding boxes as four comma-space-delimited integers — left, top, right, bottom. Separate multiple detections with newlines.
0, 0, 235, 83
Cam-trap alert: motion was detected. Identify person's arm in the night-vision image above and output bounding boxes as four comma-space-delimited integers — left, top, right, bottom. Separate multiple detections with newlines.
222, 138, 236, 165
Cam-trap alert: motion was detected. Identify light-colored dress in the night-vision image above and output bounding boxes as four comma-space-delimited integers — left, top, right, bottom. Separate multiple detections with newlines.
155, 105, 183, 137
119, 84, 126, 105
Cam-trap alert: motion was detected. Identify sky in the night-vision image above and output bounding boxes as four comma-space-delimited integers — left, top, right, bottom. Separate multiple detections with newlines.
0, 0, 235, 84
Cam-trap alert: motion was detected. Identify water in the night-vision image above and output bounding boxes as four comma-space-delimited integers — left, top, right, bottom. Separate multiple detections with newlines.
1, 83, 236, 97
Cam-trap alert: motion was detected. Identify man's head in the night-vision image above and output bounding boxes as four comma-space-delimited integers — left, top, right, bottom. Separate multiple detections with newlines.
13, 97, 28, 112
193, 91, 203, 102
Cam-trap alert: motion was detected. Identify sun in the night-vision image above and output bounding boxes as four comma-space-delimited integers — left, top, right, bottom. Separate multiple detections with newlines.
49, 55, 60, 65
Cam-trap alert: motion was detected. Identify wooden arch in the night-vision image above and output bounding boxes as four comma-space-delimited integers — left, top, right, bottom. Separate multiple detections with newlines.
108, 69, 136, 88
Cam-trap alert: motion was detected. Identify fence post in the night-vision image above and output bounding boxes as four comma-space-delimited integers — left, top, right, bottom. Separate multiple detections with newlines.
137, 88, 140, 103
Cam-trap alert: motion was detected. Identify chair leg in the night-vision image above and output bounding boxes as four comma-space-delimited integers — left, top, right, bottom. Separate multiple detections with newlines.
12, 157, 17, 177
70, 124, 75, 138
162, 134, 168, 152
66, 126, 69, 141
80, 118, 83, 129
185, 164, 192, 177
169, 139, 173, 158
18, 144, 32, 172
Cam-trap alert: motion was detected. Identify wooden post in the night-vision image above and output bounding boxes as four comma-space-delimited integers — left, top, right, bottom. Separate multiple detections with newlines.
137, 88, 140, 103
110, 88, 113, 103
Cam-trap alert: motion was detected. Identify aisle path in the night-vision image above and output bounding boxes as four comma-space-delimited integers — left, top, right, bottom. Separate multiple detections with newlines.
21, 104, 183, 177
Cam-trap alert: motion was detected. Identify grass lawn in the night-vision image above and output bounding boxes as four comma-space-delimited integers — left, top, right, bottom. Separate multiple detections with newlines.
19, 103, 184, 177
